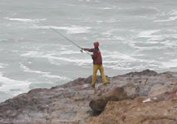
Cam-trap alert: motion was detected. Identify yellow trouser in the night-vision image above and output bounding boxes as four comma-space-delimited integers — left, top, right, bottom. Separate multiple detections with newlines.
92, 64, 108, 85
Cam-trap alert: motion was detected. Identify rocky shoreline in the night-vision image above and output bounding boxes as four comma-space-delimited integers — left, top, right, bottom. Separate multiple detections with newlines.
1, 69, 177, 124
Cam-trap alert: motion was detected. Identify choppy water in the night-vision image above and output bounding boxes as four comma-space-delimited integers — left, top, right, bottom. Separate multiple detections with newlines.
0, 0, 177, 102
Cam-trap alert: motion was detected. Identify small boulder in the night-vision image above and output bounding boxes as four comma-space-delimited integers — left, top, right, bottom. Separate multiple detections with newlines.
89, 87, 128, 114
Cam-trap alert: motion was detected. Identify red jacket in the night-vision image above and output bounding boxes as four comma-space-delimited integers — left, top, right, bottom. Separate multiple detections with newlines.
84, 47, 102, 65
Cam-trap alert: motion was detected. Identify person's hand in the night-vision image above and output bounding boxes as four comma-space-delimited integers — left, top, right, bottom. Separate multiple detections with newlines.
80, 48, 84, 53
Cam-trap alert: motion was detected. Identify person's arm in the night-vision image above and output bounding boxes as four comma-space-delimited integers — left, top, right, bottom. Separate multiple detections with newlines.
82, 48, 94, 52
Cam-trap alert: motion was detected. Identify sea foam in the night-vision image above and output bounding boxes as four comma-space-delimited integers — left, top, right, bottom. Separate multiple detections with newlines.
33, 25, 91, 34
4, 17, 46, 23
20, 64, 70, 81
0, 72, 30, 95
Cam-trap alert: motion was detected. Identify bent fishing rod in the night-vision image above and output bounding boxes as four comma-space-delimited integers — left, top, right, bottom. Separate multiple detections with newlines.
39, 22, 91, 55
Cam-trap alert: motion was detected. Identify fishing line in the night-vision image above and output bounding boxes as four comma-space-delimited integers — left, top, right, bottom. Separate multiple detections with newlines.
38, 22, 91, 55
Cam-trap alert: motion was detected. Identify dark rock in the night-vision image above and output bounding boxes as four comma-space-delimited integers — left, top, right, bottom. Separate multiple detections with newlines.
89, 87, 128, 114
125, 69, 158, 77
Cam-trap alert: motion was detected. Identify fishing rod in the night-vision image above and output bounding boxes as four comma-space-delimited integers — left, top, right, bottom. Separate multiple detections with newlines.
49, 27, 82, 49
39, 22, 91, 55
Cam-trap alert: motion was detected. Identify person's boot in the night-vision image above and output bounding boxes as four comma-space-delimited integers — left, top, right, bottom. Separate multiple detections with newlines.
103, 80, 110, 86
91, 82, 95, 88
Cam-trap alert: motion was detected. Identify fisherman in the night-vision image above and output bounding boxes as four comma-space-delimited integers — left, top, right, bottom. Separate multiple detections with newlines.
82, 41, 110, 88
42, 23, 110, 88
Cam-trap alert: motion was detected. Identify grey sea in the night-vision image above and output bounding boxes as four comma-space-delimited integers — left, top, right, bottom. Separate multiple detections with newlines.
0, 0, 177, 102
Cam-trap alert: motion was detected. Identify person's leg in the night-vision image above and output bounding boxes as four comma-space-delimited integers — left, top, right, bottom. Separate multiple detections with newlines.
99, 65, 109, 85
92, 64, 99, 88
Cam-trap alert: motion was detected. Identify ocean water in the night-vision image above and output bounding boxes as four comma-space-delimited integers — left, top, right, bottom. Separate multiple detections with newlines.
0, 0, 177, 102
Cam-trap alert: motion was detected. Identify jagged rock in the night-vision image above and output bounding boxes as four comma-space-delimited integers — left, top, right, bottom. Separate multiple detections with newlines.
0, 70, 177, 124
125, 69, 158, 77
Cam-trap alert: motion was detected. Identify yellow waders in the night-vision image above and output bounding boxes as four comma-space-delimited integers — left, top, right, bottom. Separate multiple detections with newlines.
91, 64, 109, 88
